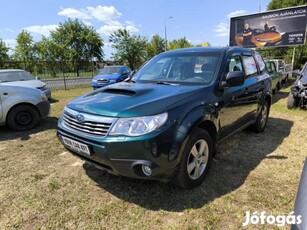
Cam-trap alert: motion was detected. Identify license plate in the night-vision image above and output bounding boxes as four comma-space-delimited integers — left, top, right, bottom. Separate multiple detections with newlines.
61, 136, 91, 155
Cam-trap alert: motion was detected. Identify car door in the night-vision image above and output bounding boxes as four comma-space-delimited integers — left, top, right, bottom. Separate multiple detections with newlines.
0, 86, 3, 120
218, 53, 257, 140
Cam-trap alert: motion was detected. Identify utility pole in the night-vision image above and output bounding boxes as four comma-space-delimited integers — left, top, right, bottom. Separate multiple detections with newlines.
164, 16, 173, 51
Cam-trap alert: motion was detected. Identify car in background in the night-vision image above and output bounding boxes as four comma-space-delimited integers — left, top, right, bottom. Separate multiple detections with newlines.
0, 85, 50, 131
0, 69, 51, 99
269, 59, 293, 83
265, 60, 282, 94
91, 66, 131, 89
235, 29, 282, 48
287, 61, 307, 109
57, 47, 271, 189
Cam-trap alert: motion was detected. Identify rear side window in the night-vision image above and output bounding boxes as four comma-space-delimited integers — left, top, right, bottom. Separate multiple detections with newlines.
254, 53, 266, 74
242, 56, 258, 77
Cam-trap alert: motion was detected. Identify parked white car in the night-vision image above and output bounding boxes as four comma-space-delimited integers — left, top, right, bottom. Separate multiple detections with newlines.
269, 59, 293, 83
0, 69, 51, 99
0, 85, 50, 131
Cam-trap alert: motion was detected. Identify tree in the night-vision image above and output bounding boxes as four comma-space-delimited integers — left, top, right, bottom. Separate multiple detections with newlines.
267, 0, 306, 10
51, 19, 104, 76
13, 30, 34, 61
168, 37, 192, 50
146, 34, 165, 58
109, 29, 148, 70
0, 39, 9, 67
13, 30, 35, 71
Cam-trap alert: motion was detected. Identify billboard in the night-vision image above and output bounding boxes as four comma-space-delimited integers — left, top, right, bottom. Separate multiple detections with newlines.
229, 5, 307, 48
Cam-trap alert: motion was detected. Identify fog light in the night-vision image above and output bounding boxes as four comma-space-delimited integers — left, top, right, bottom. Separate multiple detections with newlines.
142, 165, 152, 176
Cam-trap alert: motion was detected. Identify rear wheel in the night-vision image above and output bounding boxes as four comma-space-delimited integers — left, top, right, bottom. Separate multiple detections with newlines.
173, 128, 213, 189
7, 105, 40, 131
249, 100, 270, 133
287, 93, 298, 109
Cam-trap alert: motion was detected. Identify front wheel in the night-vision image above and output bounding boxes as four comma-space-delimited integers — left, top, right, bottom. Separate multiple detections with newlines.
173, 128, 213, 189
287, 93, 298, 109
7, 105, 40, 131
249, 100, 270, 133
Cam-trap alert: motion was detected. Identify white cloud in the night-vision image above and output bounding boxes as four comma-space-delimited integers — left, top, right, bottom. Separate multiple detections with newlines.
3, 39, 17, 50
227, 10, 248, 18
23, 25, 58, 36
58, 5, 139, 36
214, 22, 229, 37
58, 8, 91, 19
86, 5, 121, 22
82, 20, 92, 26
97, 21, 139, 36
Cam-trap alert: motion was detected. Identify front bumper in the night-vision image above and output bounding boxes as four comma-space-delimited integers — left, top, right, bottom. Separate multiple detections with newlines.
36, 101, 50, 117
57, 124, 179, 180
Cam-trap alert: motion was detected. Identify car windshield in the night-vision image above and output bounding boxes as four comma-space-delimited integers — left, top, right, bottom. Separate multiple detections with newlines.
133, 52, 220, 84
99, 67, 121, 75
0, 71, 35, 82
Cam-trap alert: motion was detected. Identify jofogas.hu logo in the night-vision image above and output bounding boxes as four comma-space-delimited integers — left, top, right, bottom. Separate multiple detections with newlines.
242, 211, 302, 227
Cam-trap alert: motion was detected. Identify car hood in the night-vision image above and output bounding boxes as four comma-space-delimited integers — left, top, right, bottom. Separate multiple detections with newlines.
93, 73, 121, 80
67, 82, 206, 117
1, 80, 46, 88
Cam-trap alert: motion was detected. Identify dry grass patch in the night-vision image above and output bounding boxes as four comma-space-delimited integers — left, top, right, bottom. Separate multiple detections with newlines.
0, 83, 306, 229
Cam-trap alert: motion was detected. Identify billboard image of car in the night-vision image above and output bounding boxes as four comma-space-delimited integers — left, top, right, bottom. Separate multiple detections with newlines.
230, 5, 307, 48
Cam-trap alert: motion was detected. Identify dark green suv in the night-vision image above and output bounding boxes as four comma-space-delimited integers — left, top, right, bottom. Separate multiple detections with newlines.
57, 47, 271, 189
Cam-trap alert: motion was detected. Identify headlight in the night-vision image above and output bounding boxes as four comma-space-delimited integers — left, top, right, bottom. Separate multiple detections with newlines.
109, 112, 168, 136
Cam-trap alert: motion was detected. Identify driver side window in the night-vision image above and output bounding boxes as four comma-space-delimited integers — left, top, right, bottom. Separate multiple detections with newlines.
225, 56, 243, 81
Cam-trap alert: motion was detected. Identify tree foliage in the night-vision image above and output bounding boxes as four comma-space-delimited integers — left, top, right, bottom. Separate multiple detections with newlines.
109, 29, 148, 70
168, 37, 192, 50
146, 34, 165, 58
267, 0, 306, 10
0, 39, 9, 64
13, 30, 34, 61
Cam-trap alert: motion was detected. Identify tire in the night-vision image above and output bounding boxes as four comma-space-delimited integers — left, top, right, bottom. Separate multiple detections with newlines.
287, 93, 298, 110
249, 100, 270, 133
276, 82, 281, 92
7, 105, 40, 131
173, 128, 213, 189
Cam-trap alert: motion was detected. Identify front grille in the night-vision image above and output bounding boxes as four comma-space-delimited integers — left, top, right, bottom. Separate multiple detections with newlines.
62, 107, 117, 137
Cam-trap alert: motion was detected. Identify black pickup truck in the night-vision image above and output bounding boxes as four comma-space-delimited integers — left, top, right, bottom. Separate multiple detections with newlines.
57, 47, 272, 189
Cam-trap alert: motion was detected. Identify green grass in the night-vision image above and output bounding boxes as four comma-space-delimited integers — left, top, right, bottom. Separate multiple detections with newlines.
0, 83, 306, 229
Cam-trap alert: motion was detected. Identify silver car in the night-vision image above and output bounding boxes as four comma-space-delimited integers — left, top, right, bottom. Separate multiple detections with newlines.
0, 69, 51, 99
0, 85, 50, 131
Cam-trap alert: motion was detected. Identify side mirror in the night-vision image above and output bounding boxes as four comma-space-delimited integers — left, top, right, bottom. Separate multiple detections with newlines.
35, 76, 41, 80
124, 70, 136, 82
223, 71, 245, 87
293, 69, 300, 76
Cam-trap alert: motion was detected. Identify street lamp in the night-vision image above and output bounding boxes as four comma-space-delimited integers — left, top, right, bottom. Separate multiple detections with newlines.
164, 16, 173, 51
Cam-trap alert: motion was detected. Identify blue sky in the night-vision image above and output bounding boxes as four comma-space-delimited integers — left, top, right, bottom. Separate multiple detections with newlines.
0, 0, 271, 59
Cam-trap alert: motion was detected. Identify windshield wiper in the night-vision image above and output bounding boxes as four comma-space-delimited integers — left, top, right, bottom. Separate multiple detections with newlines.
156, 81, 179, 86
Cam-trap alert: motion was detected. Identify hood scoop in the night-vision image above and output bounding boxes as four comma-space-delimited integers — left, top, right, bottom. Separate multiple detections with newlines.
103, 88, 136, 96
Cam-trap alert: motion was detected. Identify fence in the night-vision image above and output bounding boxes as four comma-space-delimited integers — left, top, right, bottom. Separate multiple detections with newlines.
0, 60, 104, 90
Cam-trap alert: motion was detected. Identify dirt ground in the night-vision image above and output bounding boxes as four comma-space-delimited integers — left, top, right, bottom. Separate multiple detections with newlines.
0, 83, 306, 229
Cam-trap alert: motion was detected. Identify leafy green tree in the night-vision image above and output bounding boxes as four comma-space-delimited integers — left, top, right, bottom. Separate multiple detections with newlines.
267, 0, 306, 10
13, 30, 35, 71
146, 34, 165, 58
168, 37, 192, 50
13, 30, 34, 61
109, 29, 148, 70
0, 39, 9, 67
51, 19, 104, 76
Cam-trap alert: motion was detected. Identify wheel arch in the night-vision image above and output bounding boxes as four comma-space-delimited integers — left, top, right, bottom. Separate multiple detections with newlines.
6, 102, 41, 124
